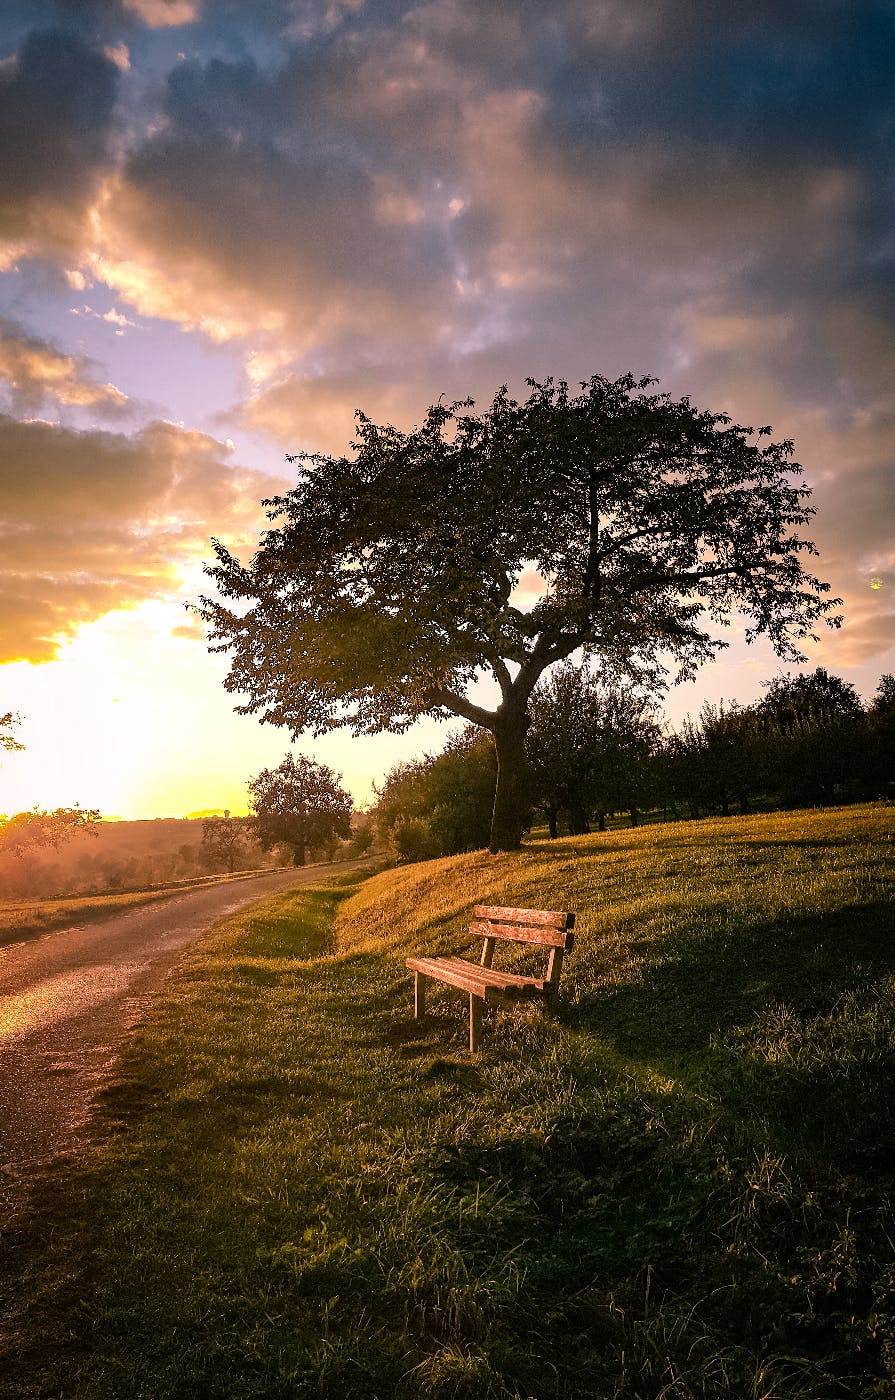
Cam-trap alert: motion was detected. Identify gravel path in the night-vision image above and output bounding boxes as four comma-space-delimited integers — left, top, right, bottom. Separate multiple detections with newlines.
0, 866, 330, 1220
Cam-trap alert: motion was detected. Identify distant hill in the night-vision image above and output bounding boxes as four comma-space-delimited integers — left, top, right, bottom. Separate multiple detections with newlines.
0, 816, 282, 899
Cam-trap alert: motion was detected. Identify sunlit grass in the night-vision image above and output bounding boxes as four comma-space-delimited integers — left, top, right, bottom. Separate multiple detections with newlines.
2, 805, 893, 1398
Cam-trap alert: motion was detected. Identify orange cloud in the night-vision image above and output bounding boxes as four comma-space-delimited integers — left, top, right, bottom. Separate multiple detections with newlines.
0, 414, 287, 663
0, 321, 128, 413
121, 0, 200, 27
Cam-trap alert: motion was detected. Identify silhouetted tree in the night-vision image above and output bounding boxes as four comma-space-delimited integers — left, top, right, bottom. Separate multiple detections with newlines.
198, 374, 839, 852
201, 812, 252, 873
671, 701, 763, 818
756, 668, 864, 806
861, 673, 895, 797
248, 754, 352, 867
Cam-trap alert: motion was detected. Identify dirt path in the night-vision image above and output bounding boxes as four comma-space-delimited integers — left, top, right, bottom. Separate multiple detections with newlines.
0, 865, 340, 1221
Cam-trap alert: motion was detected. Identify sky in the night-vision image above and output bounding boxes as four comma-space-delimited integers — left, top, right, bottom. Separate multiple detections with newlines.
0, 0, 893, 820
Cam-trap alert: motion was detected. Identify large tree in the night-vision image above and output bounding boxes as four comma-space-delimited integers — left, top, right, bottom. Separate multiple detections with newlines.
198, 375, 838, 852
248, 753, 352, 867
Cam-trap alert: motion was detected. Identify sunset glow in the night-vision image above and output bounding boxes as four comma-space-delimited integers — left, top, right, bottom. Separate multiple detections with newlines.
1, 2, 893, 821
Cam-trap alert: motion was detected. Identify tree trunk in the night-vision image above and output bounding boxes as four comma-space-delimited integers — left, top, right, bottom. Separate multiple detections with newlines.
489, 712, 529, 852
547, 801, 558, 839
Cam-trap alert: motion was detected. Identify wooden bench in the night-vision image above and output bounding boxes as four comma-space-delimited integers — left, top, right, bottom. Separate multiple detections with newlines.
406, 904, 575, 1051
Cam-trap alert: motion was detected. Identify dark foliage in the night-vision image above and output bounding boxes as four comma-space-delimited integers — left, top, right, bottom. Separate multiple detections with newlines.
248, 753, 353, 867
372, 728, 497, 861
197, 374, 838, 852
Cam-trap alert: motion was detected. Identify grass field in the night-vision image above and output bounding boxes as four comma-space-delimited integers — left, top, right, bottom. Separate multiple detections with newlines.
1, 805, 893, 1398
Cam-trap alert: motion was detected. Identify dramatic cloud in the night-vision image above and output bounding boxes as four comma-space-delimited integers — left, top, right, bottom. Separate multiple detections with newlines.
0, 319, 128, 414
0, 27, 119, 262
0, 0, 892, 671
0, 413, 286, 662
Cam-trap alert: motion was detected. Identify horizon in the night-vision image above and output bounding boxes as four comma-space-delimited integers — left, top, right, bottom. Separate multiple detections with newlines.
1, 1, 893, 822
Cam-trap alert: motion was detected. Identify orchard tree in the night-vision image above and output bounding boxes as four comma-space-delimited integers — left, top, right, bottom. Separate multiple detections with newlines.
248, 753, 352, 867
527, 662, 660, 834
201, 812, 252, 874
866, 673, 895, 795
373, 727, 496, 860
755, 667, 864, 806
198, 375, 839, 852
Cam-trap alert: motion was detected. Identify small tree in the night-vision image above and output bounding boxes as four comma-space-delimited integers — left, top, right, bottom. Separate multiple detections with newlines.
248, 754, 352, 867
373, 728, 497, 860
201, 812, 252, 874
665, 701, 764, 819
198, 374, 839, 852
526, 662, 660, 834
756, 668, 864, 806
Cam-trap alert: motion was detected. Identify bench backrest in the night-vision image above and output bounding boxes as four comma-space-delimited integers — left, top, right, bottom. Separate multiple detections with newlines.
470, 905, 575, 988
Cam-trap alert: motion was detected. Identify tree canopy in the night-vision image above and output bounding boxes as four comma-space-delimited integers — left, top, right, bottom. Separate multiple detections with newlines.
198, 374, 839, 851
248, 753, 352, 867
0, 806, 101, 859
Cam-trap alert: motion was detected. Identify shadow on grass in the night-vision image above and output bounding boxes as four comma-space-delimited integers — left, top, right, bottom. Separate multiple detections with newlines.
565, 898, 895, 1166
570, 898, 894, 1046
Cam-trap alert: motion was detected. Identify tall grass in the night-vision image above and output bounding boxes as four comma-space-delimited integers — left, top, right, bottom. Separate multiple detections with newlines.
1, 805, 892, 1398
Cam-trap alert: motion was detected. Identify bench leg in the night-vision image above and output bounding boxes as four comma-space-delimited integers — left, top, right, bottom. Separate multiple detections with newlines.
469, 992, 482, 1052
414, 971, 426, 1019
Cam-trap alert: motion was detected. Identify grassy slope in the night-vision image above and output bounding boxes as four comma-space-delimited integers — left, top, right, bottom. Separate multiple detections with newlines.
1, 805, 893, 1399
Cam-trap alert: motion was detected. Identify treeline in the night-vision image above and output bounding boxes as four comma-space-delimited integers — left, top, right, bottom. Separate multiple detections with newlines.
368, 666, 895, 860
0, 816, 280, 901
0, 752, 372, 901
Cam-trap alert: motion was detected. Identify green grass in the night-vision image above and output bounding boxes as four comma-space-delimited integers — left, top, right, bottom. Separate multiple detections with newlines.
1, 805, 893, 1398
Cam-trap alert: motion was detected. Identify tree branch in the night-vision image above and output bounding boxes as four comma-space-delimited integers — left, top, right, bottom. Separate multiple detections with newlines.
431, 686, 498, 731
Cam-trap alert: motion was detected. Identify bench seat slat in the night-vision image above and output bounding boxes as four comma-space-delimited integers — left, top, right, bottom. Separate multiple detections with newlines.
407, 957, 503, 1000
434, 956, 550, 993
406, 957, 548, 1000
474, 905, 573, 930
469, 919, 573, 950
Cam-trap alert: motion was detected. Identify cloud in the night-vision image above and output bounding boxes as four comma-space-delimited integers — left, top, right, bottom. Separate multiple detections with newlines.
88, 37, 464, 353
1, 0, 892, 672
0, 413, 287, 662
0, 27, 119, 260
121, 0, 200, 26
0, 319, 128, 414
